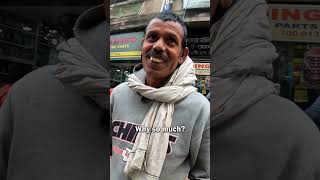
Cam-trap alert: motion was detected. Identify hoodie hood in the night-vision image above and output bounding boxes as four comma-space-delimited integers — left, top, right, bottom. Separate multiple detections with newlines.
54, 4, 109, 110
211, 0, 279, 127
74, 4, 108, 68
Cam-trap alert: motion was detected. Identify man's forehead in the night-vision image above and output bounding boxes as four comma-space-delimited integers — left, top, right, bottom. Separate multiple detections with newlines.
146, 18, 184, 37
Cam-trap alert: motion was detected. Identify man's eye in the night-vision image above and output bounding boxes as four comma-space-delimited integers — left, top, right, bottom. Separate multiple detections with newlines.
167, 38, 177, 45
146, 34, 156, 41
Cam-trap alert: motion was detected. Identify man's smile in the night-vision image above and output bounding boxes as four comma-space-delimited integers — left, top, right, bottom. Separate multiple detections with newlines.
150, 56, 164, 63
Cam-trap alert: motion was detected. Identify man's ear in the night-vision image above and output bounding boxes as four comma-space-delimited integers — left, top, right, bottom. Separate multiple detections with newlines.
179, 47, 189, 64
141, 38, 145, 45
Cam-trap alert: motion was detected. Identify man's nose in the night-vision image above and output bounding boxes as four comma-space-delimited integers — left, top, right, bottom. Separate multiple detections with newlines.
153, 38, 166, 52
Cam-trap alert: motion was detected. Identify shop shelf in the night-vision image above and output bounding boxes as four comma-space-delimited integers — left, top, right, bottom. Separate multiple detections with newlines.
0, 72, 8, 76
0, 39, 33, 49
0, 24, 35, 36
111, 78, 123, 83
0, 55, 34, 65
39, 42, 56, 48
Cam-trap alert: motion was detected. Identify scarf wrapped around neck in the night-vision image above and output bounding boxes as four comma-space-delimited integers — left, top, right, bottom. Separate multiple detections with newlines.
124, 56, 197, 180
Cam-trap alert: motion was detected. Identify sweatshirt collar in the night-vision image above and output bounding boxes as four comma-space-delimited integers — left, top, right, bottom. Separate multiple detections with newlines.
132, 63, 146, 84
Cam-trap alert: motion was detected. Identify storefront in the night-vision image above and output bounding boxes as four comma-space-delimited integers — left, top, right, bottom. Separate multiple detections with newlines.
0, 9, 63, 84
194, 63, 210, 96
110, 31, 144, 88
188, 31, 210, 96
0, 5, 97, 106
268, 3, 320, 109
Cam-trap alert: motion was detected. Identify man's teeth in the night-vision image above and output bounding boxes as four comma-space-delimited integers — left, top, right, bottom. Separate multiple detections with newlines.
150, 57, 163, 63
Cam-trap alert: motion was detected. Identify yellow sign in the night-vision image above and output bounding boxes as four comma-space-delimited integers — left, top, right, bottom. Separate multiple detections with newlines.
110, 51, 141, 59
268, 4, 320, 43
110, 32, 144, 61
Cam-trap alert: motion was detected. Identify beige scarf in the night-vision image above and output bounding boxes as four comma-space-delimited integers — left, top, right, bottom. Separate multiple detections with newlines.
124, 56, 197, 180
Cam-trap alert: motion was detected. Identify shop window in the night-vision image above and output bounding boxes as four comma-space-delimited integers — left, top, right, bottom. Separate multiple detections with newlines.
0, 10, 62, 83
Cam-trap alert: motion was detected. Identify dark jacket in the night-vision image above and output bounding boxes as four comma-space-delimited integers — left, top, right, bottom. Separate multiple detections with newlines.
214, 94, 320, 180
0, 5, 109, 180
211, 0, 320, 179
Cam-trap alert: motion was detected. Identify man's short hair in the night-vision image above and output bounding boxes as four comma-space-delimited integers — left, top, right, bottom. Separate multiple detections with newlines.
145, 12, 188, 48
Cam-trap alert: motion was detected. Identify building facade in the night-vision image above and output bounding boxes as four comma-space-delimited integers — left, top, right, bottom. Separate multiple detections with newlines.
110, 0, 210, 95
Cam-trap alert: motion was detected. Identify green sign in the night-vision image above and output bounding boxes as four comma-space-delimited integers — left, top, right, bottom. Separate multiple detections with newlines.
110, 32, 144, 61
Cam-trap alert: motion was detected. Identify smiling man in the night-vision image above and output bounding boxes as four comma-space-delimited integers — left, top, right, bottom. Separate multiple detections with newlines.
110, 12, 210, 180
142, 17, 188, 88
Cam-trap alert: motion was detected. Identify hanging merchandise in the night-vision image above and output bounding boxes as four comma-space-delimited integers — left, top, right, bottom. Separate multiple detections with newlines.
110, 65, 133, 88
273, 42, 320, 110
201, 79, 207, 95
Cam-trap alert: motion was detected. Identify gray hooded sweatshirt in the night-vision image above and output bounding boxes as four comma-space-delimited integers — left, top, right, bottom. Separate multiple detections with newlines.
110, 64, 210, 180
211, 0, 320, 179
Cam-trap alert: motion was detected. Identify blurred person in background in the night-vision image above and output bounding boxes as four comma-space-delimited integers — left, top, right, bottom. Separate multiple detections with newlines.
0, 4, 109, 180
211, 0, 320, 179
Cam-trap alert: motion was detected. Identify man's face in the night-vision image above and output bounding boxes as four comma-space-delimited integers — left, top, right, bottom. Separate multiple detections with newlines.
142, 18, 188, 85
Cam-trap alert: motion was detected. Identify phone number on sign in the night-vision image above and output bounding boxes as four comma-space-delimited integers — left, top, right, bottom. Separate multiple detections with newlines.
280, 30, 320, 37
